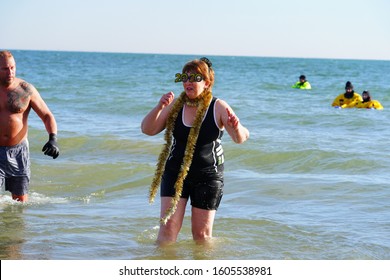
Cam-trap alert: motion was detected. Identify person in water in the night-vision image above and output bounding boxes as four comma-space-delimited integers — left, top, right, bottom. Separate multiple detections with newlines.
356, 90, 383, 110
141, 57, 249, 245
292, 75, 311, 89
332, 81, 362, 108
0, 50, 59, 202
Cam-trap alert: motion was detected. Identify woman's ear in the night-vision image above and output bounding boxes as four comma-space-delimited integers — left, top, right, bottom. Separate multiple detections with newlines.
204, 80, 210, 89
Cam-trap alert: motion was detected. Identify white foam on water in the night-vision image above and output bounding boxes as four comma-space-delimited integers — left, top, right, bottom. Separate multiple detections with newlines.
0, 191, 68, 207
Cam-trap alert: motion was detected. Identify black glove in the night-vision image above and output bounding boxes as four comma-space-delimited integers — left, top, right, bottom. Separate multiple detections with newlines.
42, 133, 60, 159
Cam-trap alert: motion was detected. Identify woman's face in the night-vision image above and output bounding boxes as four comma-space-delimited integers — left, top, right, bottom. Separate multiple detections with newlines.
182, 72, 209, 99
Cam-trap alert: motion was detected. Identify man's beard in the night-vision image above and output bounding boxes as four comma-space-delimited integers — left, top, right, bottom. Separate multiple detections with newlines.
0, 77, 13, 87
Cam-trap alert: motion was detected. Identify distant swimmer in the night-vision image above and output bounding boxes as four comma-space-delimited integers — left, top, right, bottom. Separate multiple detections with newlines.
356, 90, 383, 110
292, 75, 311, 89
332, 81, 362, 108
0, 50, 60, 202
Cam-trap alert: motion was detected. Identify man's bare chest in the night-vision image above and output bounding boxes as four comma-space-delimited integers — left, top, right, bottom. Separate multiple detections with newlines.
0, 82, 32, 113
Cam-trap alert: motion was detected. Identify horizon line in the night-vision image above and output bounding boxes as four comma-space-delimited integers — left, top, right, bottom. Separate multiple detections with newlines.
3, 47, 390, 62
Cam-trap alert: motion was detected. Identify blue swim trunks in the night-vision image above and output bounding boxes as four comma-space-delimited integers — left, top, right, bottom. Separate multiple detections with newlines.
0, 140, 31, 196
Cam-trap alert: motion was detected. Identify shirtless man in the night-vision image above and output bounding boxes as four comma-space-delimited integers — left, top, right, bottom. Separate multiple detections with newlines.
0, 50, 59, 202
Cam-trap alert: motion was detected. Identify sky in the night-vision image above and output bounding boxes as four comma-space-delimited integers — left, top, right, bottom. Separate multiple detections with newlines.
1, 0, 390, 60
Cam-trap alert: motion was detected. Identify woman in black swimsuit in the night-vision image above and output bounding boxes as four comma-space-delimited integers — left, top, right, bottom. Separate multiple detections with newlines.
141, 57, 249, 245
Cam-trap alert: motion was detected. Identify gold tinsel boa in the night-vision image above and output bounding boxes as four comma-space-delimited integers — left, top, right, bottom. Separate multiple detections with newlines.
149, 90, 213, 225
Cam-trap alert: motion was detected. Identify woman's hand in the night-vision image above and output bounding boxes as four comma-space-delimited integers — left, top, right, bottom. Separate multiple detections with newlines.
226, 108, 239, 129
159, 91, 175, 108
142, 92, 175, 135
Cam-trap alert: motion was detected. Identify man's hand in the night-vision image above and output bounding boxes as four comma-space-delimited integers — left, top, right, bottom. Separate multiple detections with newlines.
42, 133, 60, 159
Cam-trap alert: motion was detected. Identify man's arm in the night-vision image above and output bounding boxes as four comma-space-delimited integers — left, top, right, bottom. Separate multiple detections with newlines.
29, 84, 59, 159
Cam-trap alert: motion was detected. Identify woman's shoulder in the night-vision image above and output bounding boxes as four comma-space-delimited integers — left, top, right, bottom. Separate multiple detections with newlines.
214, 98, 229, 108
213, 98, 231, 118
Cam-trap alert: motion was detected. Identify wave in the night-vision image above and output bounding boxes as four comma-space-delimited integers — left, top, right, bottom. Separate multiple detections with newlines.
0, 192, 68, 208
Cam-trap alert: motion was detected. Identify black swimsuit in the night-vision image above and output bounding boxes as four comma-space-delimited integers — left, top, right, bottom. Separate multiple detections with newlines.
161, 97, 224, 210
